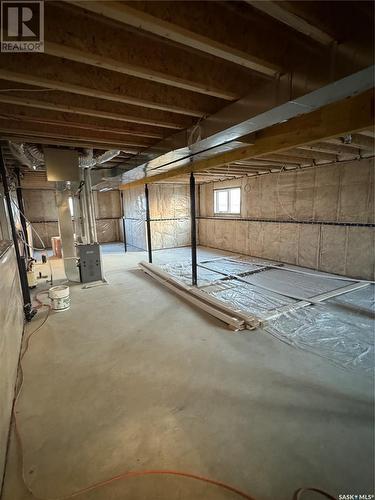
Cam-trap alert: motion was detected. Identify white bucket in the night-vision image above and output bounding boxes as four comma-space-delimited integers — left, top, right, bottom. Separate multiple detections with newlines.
49, 285, 70, 312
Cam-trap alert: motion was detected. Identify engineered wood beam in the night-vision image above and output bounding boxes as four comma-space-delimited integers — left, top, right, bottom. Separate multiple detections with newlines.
246, 1, 335, 45
44, 3, 256, 101
0, 93, 186, 130
120, 89, 374, 188
0, 105, 164, 139
0, 54, 221, 117
69, 1, 280, 76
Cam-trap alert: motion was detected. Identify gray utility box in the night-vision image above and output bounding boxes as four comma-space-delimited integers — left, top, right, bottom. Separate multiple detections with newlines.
77, 243, 103, 283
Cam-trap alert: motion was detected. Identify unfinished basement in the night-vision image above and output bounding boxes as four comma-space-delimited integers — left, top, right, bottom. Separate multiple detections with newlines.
0, 2, 374, 500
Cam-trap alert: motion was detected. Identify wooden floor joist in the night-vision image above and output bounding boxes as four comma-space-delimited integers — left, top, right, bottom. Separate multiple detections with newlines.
120, 88, 374, 189
69, 1, 280, 77
0, 94, 188, 130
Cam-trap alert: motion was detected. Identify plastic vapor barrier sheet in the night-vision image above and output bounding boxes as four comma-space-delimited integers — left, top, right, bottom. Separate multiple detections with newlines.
161, 256, 374, 374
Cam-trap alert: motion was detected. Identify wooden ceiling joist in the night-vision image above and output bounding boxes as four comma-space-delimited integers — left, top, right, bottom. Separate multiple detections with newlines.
69, 1, 280, 77
43, 3, 258, 102
120, 89, 374, 189
0, 54, 221, 117
45, 42, 235, 102
0, 119, 152, 149
0, 106, 164, 140
298, 141, 361, 156
346, 133, 375, 151
246, 1, 335, 45
0, 93, 186, 130
261, 153, 307, 165
1, 136, 140, 153
280, 148, 338, 162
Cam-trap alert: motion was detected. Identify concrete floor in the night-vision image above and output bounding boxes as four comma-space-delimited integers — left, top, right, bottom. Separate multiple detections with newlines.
2, 246, 374, 500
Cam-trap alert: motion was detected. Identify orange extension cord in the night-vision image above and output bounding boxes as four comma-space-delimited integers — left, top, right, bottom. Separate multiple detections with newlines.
11, 302, 336, 500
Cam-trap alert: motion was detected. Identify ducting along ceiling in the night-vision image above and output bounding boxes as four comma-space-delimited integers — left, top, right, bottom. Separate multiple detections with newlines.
8, 143, 121, 171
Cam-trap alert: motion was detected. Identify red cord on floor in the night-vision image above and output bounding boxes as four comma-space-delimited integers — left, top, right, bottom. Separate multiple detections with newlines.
13, 307, 336, 500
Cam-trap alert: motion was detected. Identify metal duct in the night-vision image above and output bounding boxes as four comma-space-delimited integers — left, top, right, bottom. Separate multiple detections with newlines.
8, 142, 121, 170
121, 65, 374, 184
8, 143, 44, 170
78, 149, 121, 168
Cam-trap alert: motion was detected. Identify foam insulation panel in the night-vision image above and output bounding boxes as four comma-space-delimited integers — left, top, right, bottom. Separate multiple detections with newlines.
198, 159, 374, 280
0, 244, 24, 488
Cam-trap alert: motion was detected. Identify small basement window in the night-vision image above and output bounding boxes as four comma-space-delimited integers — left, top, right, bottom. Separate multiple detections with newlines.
214, 187, 241, 215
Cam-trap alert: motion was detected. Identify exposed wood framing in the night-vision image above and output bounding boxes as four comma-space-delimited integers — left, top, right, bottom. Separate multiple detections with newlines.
0, 63, 210, 117
44, 3, 264, 102
0, 105, 164, 139
0, 1, 372, 178
0, 93, 186, 130
246, 1, 335, 45
69, 1, 280, 76
0, 119, 153, 148
1, 136, 140, 153
120, 89, 374, 189
139, 261, 261, 330
265, 282, 370, 321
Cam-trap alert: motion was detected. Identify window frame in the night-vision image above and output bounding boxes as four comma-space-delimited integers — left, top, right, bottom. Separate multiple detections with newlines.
213, 187, 241, 215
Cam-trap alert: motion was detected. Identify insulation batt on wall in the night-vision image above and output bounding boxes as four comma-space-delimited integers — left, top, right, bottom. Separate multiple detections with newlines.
123, 183, 191, 250
0, 244, 24, 483
21, 172, 124, 247
198, 158, 374, 280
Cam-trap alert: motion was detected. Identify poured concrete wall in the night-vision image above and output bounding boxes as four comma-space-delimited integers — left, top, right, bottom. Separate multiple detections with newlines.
123, 184, 191, 250
198, 158, 374, 280
0, 245, 24, 490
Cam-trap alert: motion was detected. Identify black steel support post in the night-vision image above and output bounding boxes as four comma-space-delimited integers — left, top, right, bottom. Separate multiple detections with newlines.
0, 148, 35, 321
190, 172, 197, 286
120, 192, 127, 253
15, 167, 30, 257
144, 184, 152, 263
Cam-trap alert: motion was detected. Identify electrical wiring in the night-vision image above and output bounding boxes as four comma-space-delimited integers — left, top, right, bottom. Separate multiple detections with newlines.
9, 197, 53, 284
293, 488, 336, 500
10, 198, 46, 249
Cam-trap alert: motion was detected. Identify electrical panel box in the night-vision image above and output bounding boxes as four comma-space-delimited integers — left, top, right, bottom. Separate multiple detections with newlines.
77, 243, 103, 283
